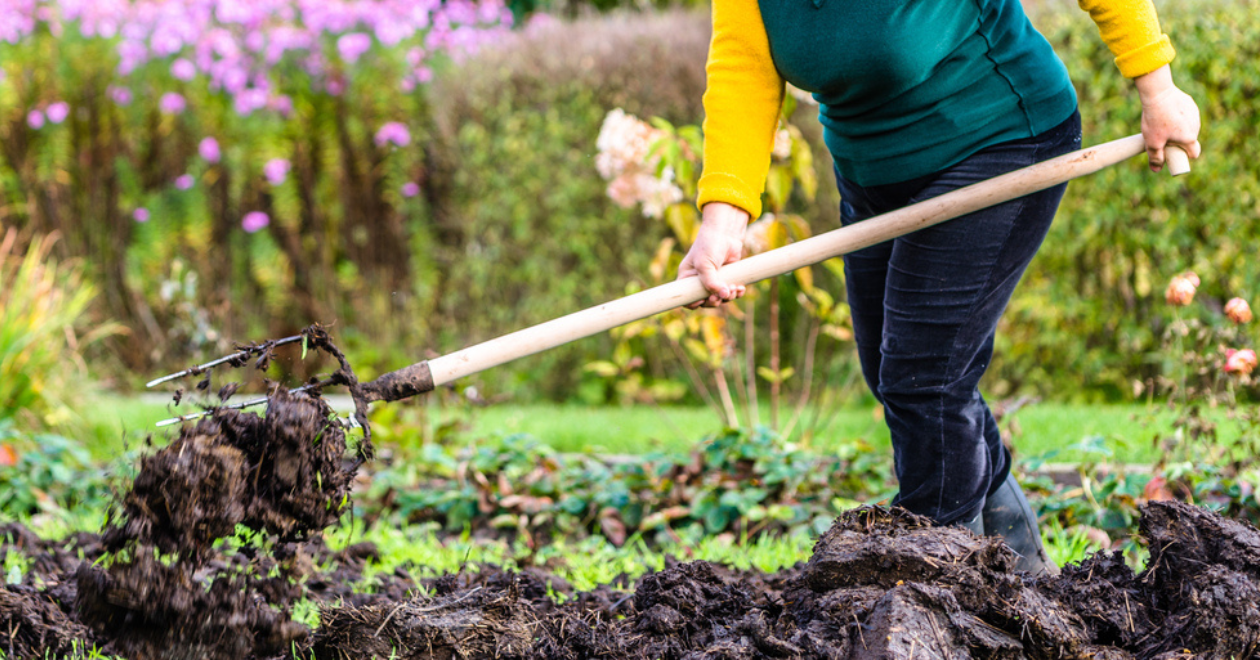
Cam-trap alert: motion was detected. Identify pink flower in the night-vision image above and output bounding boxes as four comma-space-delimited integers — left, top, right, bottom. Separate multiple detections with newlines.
219, 65, 249, 95
245, 30, 265, 52
175, 174, 195, 190
133, 207, 150, 223
46, 102, 69, 124
267, 95, 293, 117
1165, 273, 1198, 307
171, 58, 197, 81
401, 182, 420, 198
263, 158, 290, 186
337, 33, 372, 63
27, 110, 45, 129
109, 86, 133, 106
233, 88, 269, 116
241, 211, 269, 233
159, 92, 186, 115
595, 108, 667, 180
1225, 298, 1253, 325
1224, 349, 1258, 376
199, 137, 221, 163
374, 122, 411, 148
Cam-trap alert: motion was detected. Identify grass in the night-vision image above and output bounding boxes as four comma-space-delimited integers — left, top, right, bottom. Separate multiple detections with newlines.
425, 400, 1184, 464
74, 390, 1241, 466
322, 517, 814, 594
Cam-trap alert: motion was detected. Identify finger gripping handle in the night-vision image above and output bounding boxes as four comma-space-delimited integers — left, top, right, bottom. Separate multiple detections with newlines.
1166, 144, 1191, 176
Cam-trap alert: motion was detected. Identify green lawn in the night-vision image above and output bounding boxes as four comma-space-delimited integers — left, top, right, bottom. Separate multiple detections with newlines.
436, 401, 1189, 465
76, 391, 1227, 466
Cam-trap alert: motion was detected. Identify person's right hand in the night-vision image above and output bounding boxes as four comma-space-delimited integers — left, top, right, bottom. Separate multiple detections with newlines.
1134, 64, 1202, 172
676, 202, 750, 309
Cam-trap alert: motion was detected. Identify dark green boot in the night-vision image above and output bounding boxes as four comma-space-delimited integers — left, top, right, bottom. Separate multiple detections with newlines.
982, 474, 1058, 575
956, 512, 985, 536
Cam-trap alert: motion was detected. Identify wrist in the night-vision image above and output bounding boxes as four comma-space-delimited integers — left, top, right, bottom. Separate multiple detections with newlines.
701, 201, 751, 230
1135, 65, 1176, 104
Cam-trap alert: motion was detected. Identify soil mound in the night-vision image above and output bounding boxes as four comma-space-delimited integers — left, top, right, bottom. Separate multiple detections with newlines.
70, 389, 355, 660
102, 388, 354, 558
74, 552, 307, 660
9, 397, 1260, 660
0, 584, 94, 659
309, 503, 1260, 660
312, 578, 534, 660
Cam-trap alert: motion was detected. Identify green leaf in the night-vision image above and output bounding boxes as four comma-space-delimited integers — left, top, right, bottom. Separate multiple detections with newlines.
584, 361, 621, 378
757, 366, 795, 384
764, 166, 793, 214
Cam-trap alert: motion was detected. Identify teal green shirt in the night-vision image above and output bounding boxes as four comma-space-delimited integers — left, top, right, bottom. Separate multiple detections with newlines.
757, 0, 1078, 185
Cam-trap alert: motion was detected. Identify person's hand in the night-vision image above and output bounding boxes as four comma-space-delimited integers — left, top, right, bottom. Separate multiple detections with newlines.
677, 202, 749, 309
1134, 64, 1202, 172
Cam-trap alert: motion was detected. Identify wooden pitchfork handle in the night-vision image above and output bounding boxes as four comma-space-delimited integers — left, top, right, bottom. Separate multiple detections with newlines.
357, 137, 1191, 404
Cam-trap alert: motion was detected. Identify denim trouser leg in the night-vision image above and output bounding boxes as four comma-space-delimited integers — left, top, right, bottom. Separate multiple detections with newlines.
837, 111, 1081, 526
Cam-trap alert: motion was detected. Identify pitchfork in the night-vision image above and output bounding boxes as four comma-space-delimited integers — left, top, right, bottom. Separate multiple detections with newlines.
146, 136, 1190, 439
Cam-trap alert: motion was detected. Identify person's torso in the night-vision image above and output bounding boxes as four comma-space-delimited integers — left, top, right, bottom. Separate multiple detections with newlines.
756, 0, 1078, 185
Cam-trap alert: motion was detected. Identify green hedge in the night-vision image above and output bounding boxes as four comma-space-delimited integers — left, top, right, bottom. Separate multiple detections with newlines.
1000, 0, 1260, 400
420, 11, 713, 399
432, 0, 1259, 402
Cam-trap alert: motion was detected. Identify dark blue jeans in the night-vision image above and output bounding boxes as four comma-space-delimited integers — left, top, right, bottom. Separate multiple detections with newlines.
836, 110, 1081, 526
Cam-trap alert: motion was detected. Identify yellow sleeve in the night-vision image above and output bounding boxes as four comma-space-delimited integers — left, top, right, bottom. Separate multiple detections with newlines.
1077, 0, 1176, 78
696, 0, 785, 220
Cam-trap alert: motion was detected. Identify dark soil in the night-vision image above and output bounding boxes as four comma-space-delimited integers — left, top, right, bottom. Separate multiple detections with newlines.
311, 503, 1260, 660
73, 389, 356, 660
5, 386, 1260, 658
102, 387, 354, 559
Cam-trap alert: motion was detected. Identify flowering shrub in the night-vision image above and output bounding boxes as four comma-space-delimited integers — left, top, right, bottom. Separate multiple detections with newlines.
595, 109, 684, 217
1138, 272, 1260, 515
0, 0, 511, 371
2, 0, 511, 114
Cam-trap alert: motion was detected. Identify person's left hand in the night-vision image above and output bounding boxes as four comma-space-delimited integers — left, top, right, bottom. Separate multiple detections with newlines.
1135, 64, 1202, 172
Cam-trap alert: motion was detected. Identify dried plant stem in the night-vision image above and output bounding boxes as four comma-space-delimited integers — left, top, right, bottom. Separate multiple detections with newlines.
714, 364, 740, 428
769, 278, 781, 431
668, 336, 719, 414
783, 318, 821, 440
744, 297, 760, 427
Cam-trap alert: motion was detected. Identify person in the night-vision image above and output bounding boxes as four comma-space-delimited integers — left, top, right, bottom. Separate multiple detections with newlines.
677, 0, 1201, 573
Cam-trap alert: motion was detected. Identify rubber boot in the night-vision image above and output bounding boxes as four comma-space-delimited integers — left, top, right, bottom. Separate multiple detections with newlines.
982, 474, 1059, 575
955, 512, 985, 536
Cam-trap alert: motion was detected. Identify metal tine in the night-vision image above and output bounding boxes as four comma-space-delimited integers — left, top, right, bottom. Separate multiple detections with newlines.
145, 334, 304, 388
153, 379, 341, 428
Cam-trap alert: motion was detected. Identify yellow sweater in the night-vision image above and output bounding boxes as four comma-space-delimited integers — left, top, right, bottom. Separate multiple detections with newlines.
698, 0, 1177, 218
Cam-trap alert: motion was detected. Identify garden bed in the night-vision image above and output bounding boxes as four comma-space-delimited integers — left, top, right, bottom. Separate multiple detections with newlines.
4, 501, 1260, 659
3, 395, 1260, 659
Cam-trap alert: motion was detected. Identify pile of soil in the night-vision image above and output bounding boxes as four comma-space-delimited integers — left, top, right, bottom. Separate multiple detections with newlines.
102, 387, 354, 557
5, 385, 1260, 658
312, 503, 1260, 660
6, 498, 1260, 658
72, 389, 357, 660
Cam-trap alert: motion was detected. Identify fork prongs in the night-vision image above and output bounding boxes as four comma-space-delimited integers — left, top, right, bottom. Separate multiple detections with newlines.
152, 379, 332, 427
145, 335, 304, 388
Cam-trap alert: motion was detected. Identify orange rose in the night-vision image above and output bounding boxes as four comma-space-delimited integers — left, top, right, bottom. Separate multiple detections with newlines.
1225, 297, 1253, 324
1165, 274, 1198, 306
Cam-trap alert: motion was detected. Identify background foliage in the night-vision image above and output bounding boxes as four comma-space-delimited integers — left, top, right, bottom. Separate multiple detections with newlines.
0, 0, 1255, 407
